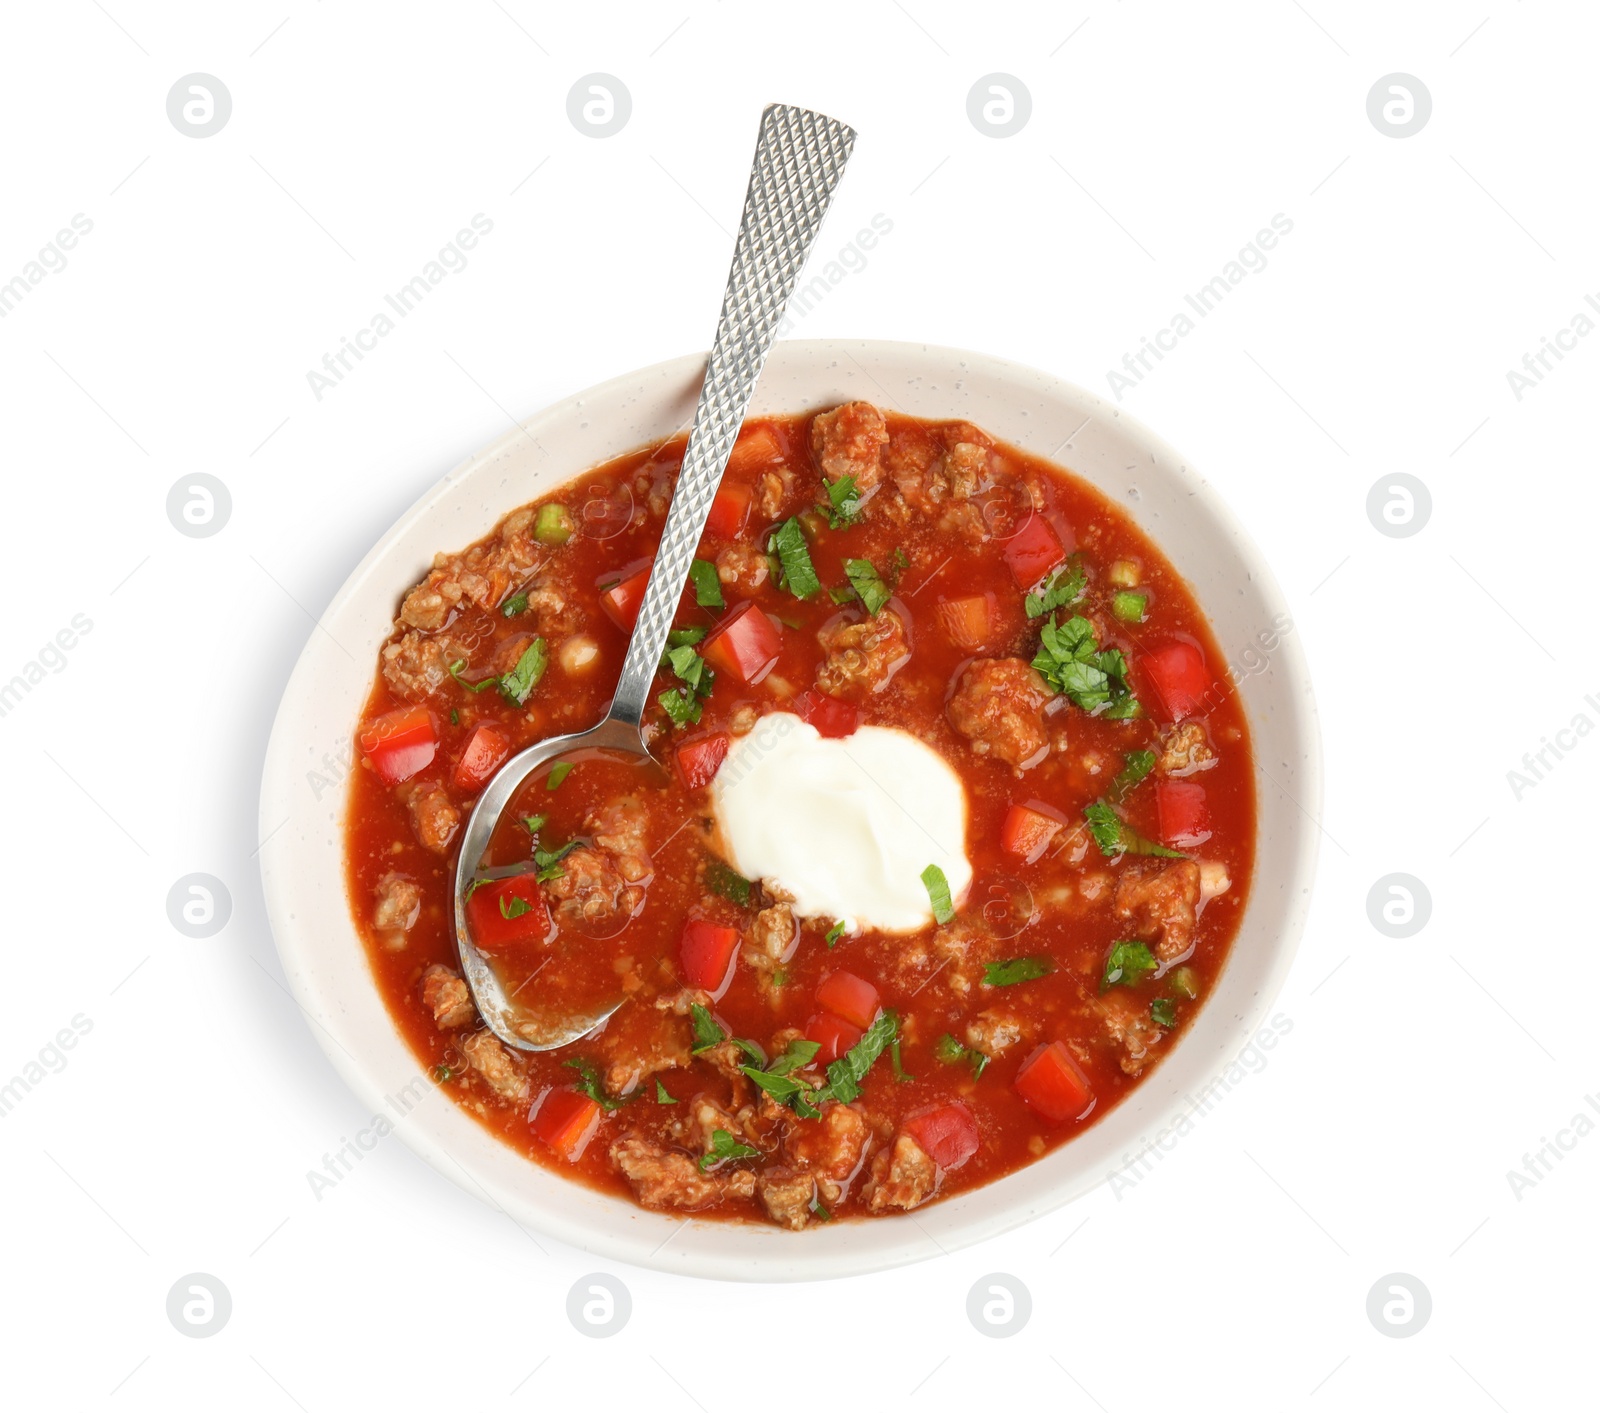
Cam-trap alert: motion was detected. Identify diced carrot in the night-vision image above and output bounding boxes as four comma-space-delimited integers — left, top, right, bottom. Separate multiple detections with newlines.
1013, 1040, 1093, 1123
815, 971, 880, 1030
531, 1088, 601, 1161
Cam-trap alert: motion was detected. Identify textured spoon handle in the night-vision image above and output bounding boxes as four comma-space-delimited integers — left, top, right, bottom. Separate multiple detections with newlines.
608, 104, 857, 728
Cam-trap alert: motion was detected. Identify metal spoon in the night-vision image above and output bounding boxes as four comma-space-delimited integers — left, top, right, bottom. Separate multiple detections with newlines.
452, 104, 856, 1052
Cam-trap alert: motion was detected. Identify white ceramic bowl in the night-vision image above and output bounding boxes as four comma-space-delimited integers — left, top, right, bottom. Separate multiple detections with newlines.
259, 339, 1321, 1282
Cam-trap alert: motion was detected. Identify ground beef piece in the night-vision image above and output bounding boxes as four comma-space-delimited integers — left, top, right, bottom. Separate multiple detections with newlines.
1157, 722, 1217, 776
398, 780, 459, 854
757, 1167, 817, 1230
381, 630, 468, 701
1099, 989, 1163, 1075
592, 1005, 691, 1093
610, 1136, 757, 1210
373, 874, 421, 932
815, 609, 910, 699
743, 903, 797, 975
716, 543, 770, 592
544, 847, 644, 928
679, 1095, 752, 1156
889, 426, 992, 515
965, 1008, 1028, 1058
811, 401, 888, 491
459, 1030, 528, 1104
787, 1102, 871, 1182
864, 1132, 938, 1213
399, 581, 457, 632
946, 658, 1051, 770
754, 467, 794, 520
421, 964, 475, 1029
1114, 859, 1202, 960
587, 797, 653, 881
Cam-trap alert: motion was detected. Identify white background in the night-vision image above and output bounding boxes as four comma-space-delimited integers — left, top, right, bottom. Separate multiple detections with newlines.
3, 1, 1594, 1407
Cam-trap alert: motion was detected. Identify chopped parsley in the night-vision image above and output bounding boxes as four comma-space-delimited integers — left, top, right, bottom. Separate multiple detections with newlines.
822, 473, 863, 528
533, 839, 579, 883
501, 591, 530, 618
1084, 800, 1185, 859
1150, 997, 1178, 1028
449, 708, 459, 725
448, 659, 500, 694
689, 1003, 725, 1054
432, 1063, 455, 1083
983, 955, 1056, 987
699, 1129, 760, 1170
769, 517, 822, 599
888, 547, 909, 584
546, 761, 573, 791
1108, 749, 1158, 803
563, 1057, 630, 1111
1031, 615, 1140, 716
498, 892, 534, 920
921, 864, 956, 924
825, 920, 847, 947
889, 1034, 914, 1082
705, 858, 753, 907
935, 1032, 990, 1080
765, 1038, 821, 1076
1101, 940, 1158, 991
822, 1010, 898, 1105
688, 558, 724, 609
744, 1013, 900, 1118
655, 1079, 677, 1104
809, 1195, 832, 1221
659, 642, 715, 728
844, 558, 891, 615
1024, 560, 1087, 619
522, 813, 547, 835
498, 638, 548, 706
667, 625, 707, 648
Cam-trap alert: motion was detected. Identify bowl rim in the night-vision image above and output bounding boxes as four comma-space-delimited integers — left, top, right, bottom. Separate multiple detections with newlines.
258, 337, 1322, 1282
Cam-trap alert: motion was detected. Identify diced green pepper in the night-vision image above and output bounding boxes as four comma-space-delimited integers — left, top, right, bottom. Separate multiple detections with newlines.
1112, 590, 1148, 623
535, 504, 574, 545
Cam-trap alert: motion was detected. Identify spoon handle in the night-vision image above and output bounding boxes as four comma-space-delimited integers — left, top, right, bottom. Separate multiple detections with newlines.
607, 104, 856, 729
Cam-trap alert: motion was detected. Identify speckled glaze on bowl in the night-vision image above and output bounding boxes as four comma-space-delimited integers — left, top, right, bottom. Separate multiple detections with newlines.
259, 340, 1321, 1282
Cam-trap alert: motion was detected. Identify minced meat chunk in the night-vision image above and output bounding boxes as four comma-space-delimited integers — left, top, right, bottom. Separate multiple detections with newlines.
742, 903, 796, 975
754, 466, 794, 520
811, 401, 888, 491
965, 1008, 1028, 1059
757, 1167, 817, 1230
786, 1102, 871, 1182
1157, 721, 1216, 776
1114, 858, 1202, 960
815, 609, 910, 699
373, 874, 421, 932
1098, 989, 1163, 1076
459, 1030, 528, 1104
864, 1132, 938, 1213
545, 797, 651, 929
946, 658, 1051, 769
610, 1136, 757, 1210
381, 630, 469, 701
888, 425, 992, 515
421, 964, 476, 1029
399, 780, 460, 854
591, 1005, 691, 1093
716, 543, 770, 592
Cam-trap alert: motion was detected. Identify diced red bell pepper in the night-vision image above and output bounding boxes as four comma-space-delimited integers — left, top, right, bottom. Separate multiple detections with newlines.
465, 873, 549, 952
702, 602, 782, 685
676, 732, 730, 791
358, 705, 437, 785
793, 689, 860, 739
804, 1012, 864, 1065
727, 423, 782, 473
815, 971, 880, 1030
1014, 1040, 1093, 1123
1156, 779, 1210, 845
531, 1088, 601, 1161
706, 482, 754, 539
679, 918, 741, 995
451, 722, 509, 795
1002, 515, 1066, 588
936, 594, 996, 651
904, 1101, 980, 1170
1138, 639, 1212, 722
1000, 802, 1065, 864
599, 563, 652, 632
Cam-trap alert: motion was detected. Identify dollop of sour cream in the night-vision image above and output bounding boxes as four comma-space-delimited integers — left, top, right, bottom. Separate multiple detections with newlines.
711, 712, 972, 933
